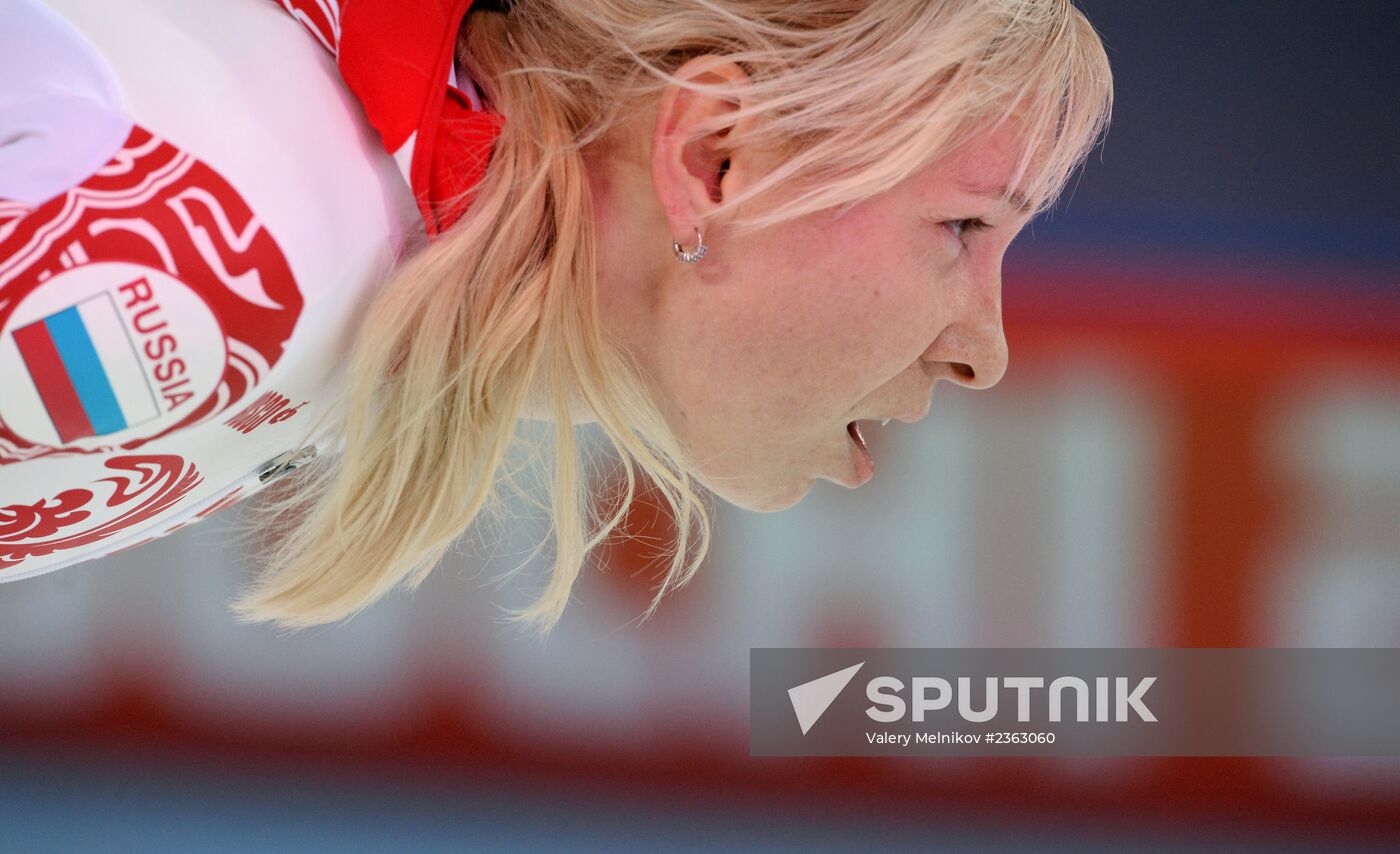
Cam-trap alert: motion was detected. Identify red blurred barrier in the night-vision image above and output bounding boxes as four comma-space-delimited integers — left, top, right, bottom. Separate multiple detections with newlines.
3, 259, 1398, 839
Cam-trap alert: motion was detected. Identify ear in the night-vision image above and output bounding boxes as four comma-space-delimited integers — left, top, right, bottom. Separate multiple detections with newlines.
650, 56, 755, 241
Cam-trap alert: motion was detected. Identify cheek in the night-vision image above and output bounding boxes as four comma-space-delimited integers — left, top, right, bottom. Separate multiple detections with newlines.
661, 209, 943, 463
800, 230, 941, 375
748, 240, 935, 427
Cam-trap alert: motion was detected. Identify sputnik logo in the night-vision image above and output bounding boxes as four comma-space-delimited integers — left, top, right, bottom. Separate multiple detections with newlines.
788, 662, 865, 735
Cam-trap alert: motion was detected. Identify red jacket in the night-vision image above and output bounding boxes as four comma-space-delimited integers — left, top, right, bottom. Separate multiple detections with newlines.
0, 0, 502, 578
276, 0, 507, 236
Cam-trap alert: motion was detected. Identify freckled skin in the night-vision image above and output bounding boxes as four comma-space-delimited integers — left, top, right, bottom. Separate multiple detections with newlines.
588, 57, 1032, 512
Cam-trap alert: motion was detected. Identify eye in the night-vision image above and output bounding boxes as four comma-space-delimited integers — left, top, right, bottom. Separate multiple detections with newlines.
944, 217, 992, 242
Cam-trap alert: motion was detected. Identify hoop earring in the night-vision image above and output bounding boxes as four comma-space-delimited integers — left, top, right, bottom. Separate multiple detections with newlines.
672, 227, 708, 263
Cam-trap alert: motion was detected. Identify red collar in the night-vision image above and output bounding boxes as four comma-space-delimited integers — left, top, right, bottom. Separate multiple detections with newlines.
278, 0, 507, 237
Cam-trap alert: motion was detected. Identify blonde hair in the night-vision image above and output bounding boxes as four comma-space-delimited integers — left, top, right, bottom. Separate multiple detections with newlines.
230, 0, 1112, 635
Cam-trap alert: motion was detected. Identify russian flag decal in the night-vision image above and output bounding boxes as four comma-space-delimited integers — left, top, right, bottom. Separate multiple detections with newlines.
12, 293, 160, 442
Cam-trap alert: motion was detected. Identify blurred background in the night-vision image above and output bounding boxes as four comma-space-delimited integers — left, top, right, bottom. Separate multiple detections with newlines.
3, 0, 1398, 850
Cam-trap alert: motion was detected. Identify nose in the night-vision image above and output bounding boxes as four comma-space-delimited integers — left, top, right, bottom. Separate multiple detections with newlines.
919, 264, 1009, 390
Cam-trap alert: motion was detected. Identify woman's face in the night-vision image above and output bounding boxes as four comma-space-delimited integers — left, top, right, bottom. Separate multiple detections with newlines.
591, 62, 1036, 512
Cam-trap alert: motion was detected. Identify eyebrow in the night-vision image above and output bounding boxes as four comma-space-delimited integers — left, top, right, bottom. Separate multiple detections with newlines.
958, 183, 1035, 216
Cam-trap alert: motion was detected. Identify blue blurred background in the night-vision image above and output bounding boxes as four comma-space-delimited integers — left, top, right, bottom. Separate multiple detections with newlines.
3, 1, 1398, 850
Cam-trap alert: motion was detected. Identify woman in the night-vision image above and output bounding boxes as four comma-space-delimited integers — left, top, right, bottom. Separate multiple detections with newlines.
0, 0, 1112, 634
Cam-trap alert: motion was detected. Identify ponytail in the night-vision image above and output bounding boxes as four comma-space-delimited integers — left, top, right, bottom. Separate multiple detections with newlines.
231, 8, 711, 634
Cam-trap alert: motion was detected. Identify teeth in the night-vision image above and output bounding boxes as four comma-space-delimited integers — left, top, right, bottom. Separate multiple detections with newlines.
881, 418, 891, 427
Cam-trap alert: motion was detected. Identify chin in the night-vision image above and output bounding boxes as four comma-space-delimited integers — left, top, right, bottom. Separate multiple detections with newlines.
707, 475, 814, 514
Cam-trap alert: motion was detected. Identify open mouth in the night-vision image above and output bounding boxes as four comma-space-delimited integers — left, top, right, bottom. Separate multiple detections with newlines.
846, 421, 875, 485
